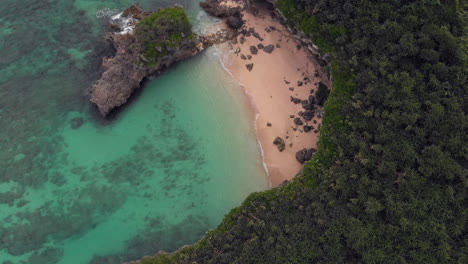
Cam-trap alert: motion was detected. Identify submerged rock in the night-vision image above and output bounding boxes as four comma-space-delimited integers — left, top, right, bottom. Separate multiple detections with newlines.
70, 117, 84, 130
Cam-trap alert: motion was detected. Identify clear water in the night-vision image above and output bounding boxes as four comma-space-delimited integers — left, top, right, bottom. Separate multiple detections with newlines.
0, 1, 268, 263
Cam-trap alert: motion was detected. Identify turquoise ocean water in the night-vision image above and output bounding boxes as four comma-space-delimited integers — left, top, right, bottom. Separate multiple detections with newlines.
0, 1, 268, 263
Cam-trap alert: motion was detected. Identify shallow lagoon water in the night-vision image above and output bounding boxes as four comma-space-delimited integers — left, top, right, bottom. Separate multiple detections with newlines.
0, 1, 268, 263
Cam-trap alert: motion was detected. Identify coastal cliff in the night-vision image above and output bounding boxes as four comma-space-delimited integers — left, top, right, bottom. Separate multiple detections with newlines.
88, 4, 235, 116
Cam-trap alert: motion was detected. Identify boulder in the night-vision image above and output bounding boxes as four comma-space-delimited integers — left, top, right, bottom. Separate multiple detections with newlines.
273, 137, 285, 152
295, 148, 316, 164
302, 110, 315, 121
226, 16, 244, 29
294, 118, 303, 126
303, 125, 313, 132
263, 44, 274, 54
250, 46, 258, 55
246, 63, 254, 71
308, 95, 316, 104
240, 36, 246, 44
302, 100, 314, 111
257, 43, 264, 49
240, 54, 247, 60
290, 97, 301, 104
297, 81, 303, 86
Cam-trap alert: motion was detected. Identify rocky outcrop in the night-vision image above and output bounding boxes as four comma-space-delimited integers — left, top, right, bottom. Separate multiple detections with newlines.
88, 4, 234, 116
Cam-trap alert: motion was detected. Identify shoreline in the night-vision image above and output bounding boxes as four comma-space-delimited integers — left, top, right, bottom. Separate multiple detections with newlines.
214, 2, 327, 187
213, 44, 272, 187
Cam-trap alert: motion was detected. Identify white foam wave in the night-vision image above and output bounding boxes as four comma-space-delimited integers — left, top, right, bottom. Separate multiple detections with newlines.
96, 8, 120, 18
110, 12, 136, 35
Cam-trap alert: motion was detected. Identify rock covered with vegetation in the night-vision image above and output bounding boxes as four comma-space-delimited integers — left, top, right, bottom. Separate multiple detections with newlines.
89, 4, 234, 116
128, 0, 467, 263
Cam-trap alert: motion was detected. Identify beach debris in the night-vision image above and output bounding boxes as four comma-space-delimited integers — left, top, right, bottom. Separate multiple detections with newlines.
246, 63, 254, 71
290, 115, 295, 118
250, 46, 258, 55
240, 54, 247, 60
267, 122, 272, 127
247, 55, 252, 60
294, 118, 304, 126
295, 148, 316, 164
263, 44, 274, 54
234, 47, 241, 54
276, 44, 281, 48
273, 137, 286, 152
284, 79, 290, 84
289, 87, 294, 91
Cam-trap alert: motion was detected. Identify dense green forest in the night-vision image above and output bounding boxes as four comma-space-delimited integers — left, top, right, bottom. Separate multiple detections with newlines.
136, 6, 193, 66
134, 0, 467, 263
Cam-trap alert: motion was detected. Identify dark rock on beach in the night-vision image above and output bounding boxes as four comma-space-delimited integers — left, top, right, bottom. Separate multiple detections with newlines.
250, 46, 258, 55
303, 125, 313, 132
246, 63, 254, 71
302, 110, 315, 121
302, 100, 314, 111
294, 118, 303, 126
290, 97, 301, 104
263, 44, 274, 54
227, 16, 244, 29
273, 137, 285, 152
257, 43, 264, 49
295, 148, 316, 164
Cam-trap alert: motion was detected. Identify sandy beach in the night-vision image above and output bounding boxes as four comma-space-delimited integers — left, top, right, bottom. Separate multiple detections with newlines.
217, 2, 326, 186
